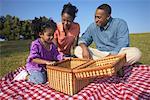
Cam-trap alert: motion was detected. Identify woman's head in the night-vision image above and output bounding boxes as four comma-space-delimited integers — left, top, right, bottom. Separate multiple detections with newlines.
61, 2, 78, 29
32, 18, 57, 43
95, 4, 111, 27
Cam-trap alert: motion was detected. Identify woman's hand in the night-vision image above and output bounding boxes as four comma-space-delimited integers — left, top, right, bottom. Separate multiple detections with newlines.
63, 24, 70, 36
63, 24, 68, 31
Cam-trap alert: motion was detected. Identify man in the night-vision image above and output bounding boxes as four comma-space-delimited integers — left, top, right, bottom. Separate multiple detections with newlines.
74, 4, 141, 66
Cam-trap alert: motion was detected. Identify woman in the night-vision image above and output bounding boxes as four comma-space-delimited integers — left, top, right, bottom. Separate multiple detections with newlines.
54, 2, 80, 57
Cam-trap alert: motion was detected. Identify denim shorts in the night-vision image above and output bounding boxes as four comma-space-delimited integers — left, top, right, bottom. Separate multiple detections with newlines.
28, 70, 47, 84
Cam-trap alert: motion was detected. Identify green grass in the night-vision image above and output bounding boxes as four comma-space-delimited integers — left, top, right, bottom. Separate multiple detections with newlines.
0, 40, 31, 78
130, 33, 150, 64
0, 33, 150, 78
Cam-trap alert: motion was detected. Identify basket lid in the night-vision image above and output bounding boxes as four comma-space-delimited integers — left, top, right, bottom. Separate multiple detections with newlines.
73, 54, 126, 79
46, 58, 91, 72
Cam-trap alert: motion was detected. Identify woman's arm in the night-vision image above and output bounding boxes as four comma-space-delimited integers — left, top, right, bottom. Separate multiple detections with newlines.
52, 38, 58, 47
53, 30, 59, 47
70, 23, 80, 55
71, 35, 79, 55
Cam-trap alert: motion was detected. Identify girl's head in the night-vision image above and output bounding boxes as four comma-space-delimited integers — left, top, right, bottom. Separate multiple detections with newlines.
61, 2, 78, 29
32, 18, 57, 43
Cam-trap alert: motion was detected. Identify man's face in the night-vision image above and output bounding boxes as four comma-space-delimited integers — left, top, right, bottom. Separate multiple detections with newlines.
95, 9, 110, 27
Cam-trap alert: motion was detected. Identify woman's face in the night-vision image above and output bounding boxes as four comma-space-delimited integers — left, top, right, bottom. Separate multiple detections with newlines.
40, 28, 54, 44
95, 9, 110, 27
61, 13, 74, 30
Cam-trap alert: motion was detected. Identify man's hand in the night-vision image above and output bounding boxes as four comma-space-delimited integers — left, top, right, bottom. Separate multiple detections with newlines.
82, 47, 92, 59
79, 43, 92, 59
106, 54, 117, 57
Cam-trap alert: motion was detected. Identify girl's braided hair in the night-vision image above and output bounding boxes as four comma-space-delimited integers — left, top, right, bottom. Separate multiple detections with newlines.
32, 17, 57, 38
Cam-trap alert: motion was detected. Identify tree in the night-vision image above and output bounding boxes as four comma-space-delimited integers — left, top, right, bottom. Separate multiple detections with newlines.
0, 15, 50, 40
12, 16, 21, 40
3, 15, 12, 40
21, 20, 31, 39
0, 16, 5, 36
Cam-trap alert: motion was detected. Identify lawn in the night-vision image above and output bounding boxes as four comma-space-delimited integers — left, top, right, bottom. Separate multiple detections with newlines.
0, 40, 31, 78
0, 33, 150, 78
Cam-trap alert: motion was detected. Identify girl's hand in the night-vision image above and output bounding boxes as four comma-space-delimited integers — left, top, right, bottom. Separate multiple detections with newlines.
63, 57, 71, 60
46, 61, 56, 65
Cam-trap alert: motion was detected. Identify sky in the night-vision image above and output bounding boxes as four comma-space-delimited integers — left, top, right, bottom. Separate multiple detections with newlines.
1, 0, 150, 34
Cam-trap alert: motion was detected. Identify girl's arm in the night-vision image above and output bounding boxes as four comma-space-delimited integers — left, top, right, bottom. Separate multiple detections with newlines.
28, 42, 55, 65
32, 58, 55, 65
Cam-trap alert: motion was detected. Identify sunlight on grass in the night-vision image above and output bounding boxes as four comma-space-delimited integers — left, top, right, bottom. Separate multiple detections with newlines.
0, 33, 150, 78
130, 33, 150, 64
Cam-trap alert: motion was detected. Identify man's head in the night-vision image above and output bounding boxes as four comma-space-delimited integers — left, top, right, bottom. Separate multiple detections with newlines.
95, 4, 111, 27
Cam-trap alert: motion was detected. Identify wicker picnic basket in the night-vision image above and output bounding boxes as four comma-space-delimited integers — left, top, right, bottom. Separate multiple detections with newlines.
46, 54, 126, 95
46, 58, 92, 96
73, 54, 126, 79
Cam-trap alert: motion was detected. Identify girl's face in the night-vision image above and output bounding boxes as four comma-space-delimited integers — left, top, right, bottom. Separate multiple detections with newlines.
95, 9, 110, 27
40, 28, 54, 44
61, 13, 74, 29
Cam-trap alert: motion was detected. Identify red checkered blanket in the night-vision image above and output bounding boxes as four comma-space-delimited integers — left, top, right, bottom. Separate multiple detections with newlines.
0, 65, 150, 99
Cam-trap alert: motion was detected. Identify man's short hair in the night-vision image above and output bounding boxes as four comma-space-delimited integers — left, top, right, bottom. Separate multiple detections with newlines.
97, 4, 111, 15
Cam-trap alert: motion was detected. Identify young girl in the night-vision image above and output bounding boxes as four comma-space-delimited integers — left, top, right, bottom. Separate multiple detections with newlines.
54, 2, 80, 57
25, 18, 63, 84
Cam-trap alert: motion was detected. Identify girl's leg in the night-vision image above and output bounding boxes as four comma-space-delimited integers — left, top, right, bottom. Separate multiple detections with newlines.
28, 70, 47, 84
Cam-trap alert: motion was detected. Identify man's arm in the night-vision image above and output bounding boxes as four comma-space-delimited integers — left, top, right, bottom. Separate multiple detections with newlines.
110, 20, 129, 54
78, 24, 93, 59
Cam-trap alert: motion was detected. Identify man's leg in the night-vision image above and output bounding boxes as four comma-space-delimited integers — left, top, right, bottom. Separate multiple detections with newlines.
74, 46, 109, 60
119, 47, 142, 66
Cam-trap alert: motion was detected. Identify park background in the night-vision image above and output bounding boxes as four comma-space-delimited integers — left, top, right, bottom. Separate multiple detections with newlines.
0, 0, 150, 77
